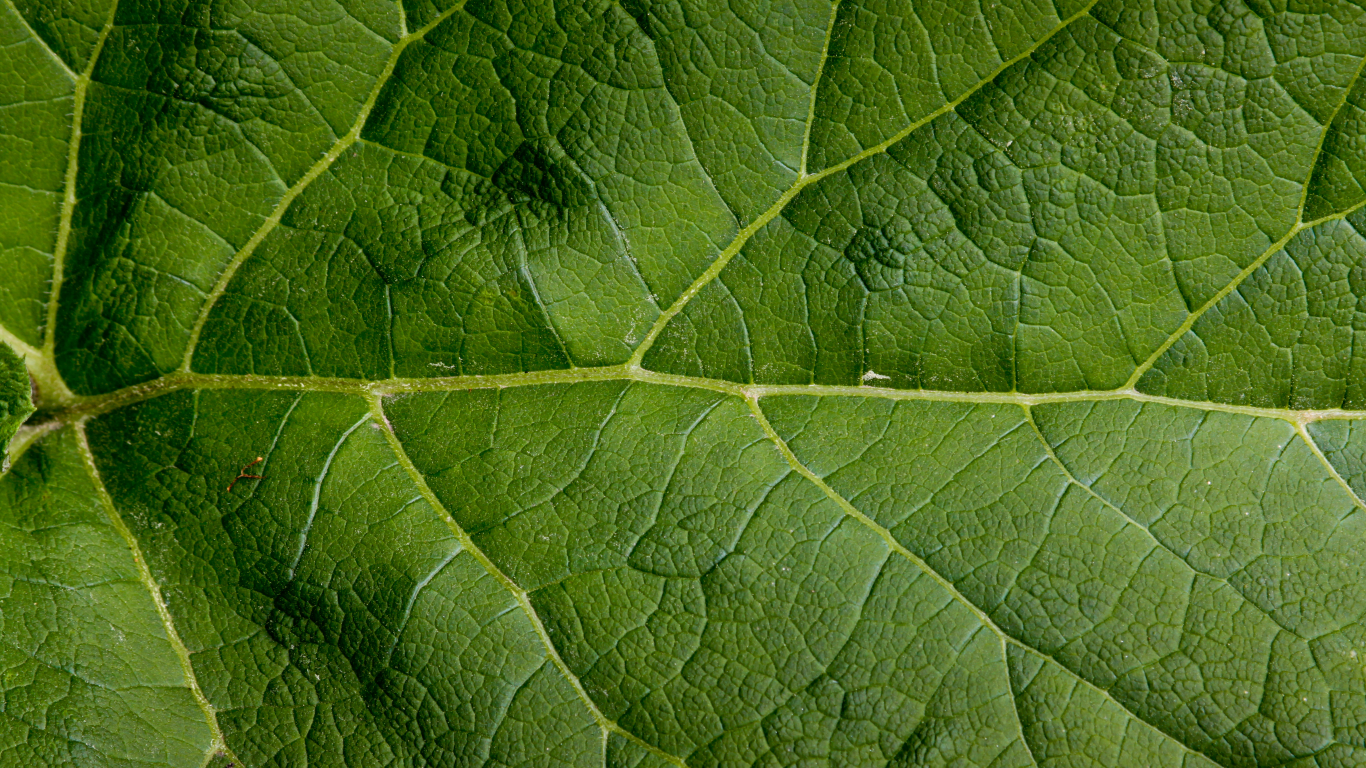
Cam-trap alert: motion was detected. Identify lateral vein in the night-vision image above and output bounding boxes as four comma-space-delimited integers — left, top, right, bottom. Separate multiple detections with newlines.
2, 0, 78, 79
178, 0, 471, 373
367, 393, 691, 768
33, 0, 118, 405
798, 0, 842, 177
746, 396, 1219, 768
1296, 421, 1366, 515
628, 0, 1101, 366
1128, 53, 1366, 391
74, 422, 240, 767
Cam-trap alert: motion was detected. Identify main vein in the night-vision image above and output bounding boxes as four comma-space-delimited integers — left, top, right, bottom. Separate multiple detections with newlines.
42, 364, 1366, 429
178, 0, 469, 373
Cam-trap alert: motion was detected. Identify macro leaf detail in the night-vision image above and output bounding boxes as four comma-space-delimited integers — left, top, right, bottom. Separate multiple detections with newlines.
4, 0, 1366, 766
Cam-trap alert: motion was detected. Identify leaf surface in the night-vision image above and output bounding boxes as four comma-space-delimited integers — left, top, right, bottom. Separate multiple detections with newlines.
0, 340, 32, 455
5, 0, 1366, 766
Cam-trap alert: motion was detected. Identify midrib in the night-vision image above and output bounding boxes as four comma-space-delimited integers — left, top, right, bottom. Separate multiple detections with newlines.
30, 364, 1366, 431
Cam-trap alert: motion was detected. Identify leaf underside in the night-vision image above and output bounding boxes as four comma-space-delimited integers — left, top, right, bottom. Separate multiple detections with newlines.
5, 0, 1366, 766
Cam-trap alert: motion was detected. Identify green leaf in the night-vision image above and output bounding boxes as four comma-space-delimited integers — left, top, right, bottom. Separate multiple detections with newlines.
0, 340, 33, 457
0, 425, 212, 766
6, 0, 1366, 766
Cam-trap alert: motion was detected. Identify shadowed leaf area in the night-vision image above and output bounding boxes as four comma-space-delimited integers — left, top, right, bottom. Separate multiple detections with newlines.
5, 0, 1366, 766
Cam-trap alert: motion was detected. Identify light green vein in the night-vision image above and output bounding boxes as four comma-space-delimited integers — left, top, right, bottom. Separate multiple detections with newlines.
1124, 194, 1366, 392
628, 0, 1101, 366
2, 0, 77, 79
1295, 421, 1366, 516
40, 364, 1366, 428
1298, 51, 1366, 224
1127, 52, 1366, 391
74, 422, 240, 768
178, 0, 469, 373
0, 323, 40, 362
31, 0, 117, 407
367, 392, 690, 768
44, 0, 120, 334
746, 395, 1221, 768
798, 0, 842, 178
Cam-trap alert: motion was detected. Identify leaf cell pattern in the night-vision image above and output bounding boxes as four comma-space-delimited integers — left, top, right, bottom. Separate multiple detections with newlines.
4, 0, 1366, 766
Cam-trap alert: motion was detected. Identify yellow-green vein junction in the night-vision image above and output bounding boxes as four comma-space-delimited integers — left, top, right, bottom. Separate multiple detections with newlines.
1296, 421, 1366, 515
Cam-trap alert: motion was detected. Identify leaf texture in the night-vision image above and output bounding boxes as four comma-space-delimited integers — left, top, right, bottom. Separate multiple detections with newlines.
4, 0, 1366, 766
0, 341, 31, 454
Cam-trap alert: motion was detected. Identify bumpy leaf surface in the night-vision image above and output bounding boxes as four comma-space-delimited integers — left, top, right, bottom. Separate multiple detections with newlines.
0, 340, 31, 455
4, 0, 1366, 766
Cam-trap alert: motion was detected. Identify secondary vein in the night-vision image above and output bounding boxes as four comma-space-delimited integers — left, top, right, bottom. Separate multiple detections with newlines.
798, 0, 842, 178
628, 0, 1101, 367
32, 0, 118, 406
1296, 421, 1366, 515
74, 421, 240, 767
2, 0, 77, 79
367, 392, 691, 768
178, 0, 470, 373
747, 395, 1223, 768
1126, 54, 1366, 390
